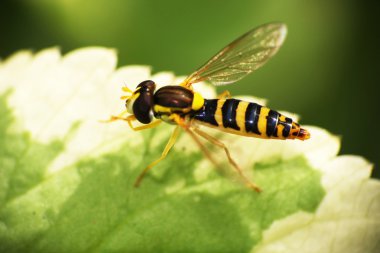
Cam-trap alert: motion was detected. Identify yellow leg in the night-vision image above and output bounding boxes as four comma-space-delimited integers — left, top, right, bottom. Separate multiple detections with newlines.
183, 128, 219, 168
169, 114, 222, 170
134, 126, 181, 187
101, 110, 129, 123
128, 120, 161, 131
193, 127, 262, 192
102, 113, 161, 131
217, 90, 231, 99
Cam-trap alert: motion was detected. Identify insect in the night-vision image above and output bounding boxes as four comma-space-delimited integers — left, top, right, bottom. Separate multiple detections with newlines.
108, 23, 310, 192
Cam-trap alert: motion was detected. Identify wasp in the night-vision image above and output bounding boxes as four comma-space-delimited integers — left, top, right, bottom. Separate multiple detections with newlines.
108, 23, 310, 192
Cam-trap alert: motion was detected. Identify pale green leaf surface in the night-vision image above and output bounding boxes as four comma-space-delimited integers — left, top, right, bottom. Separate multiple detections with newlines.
0, 48, 379, 253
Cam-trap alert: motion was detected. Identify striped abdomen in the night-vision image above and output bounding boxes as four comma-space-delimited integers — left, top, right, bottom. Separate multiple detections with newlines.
192, 99, 310, 140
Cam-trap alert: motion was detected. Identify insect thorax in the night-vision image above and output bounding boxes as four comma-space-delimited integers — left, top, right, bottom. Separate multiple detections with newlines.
153, 86, 200, 123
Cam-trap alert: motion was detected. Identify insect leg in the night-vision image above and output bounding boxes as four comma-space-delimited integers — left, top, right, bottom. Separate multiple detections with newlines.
103, 114, 161, 131
193, 127, 262, 192
127, 119, 161, 131
134, 125, 181, 187
183, 128, 220, 168
217, 90, 231, 99
102, 110, 129, 122
171, 115, 222, 170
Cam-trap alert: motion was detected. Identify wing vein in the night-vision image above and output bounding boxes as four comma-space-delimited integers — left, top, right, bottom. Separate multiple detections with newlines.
184, 23, 287, 87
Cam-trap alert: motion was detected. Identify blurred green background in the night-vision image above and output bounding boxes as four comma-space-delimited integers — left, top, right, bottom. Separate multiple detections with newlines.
0, 0, 378, 178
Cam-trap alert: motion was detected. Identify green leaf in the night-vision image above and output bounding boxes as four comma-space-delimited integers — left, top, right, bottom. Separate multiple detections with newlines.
0, 48, 379, 253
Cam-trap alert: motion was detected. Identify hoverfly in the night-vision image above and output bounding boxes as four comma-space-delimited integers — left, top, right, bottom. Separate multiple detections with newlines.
108, 23, 310, 192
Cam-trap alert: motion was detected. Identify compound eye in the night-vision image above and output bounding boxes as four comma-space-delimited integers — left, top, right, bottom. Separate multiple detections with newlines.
137, 80, 155, 90
133, 94, 153, 124
132, 81, 156, 124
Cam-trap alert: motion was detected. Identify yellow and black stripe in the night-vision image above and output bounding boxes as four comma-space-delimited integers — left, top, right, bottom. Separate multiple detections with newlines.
192, 99, 310, 140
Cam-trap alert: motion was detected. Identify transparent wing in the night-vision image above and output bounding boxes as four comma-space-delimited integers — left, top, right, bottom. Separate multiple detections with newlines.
183, 23, 287, 87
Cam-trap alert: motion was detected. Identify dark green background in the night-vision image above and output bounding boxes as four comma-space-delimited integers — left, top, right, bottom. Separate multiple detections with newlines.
0, 0, 378, 178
